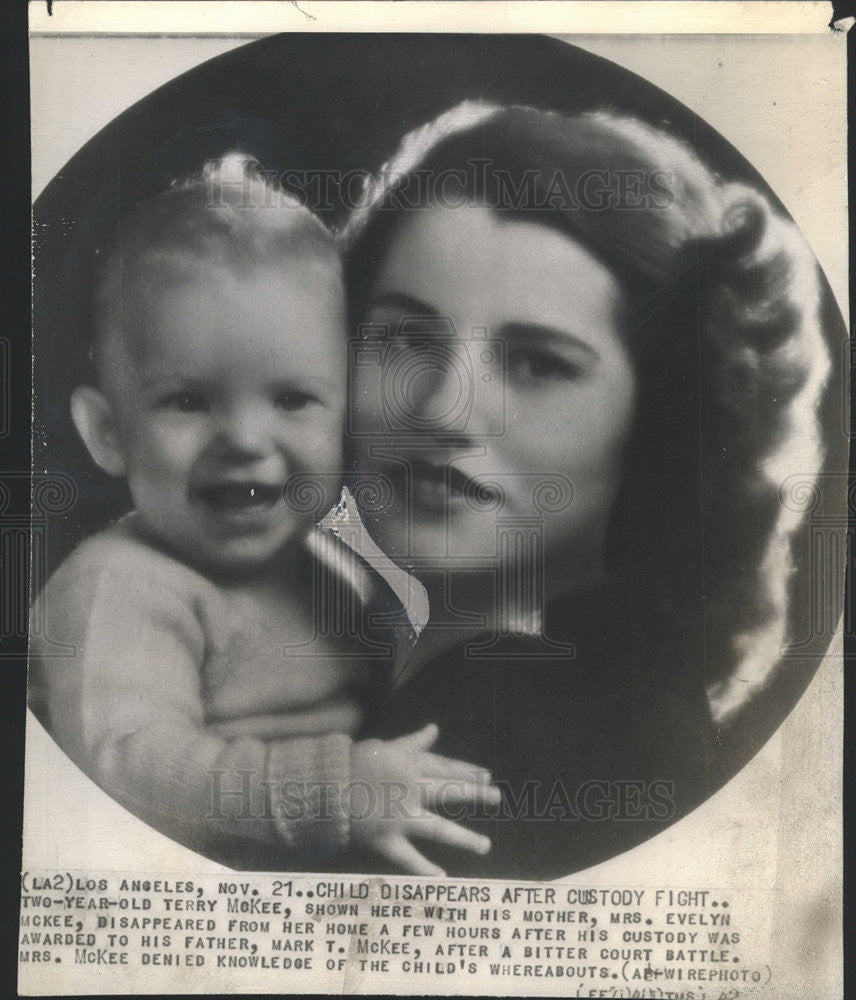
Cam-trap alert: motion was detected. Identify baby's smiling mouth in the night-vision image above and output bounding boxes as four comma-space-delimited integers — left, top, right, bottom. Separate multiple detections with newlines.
192, 481, 282, 513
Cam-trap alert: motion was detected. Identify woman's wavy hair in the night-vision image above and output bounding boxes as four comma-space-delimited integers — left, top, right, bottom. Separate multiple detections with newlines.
342, 102, 831, 724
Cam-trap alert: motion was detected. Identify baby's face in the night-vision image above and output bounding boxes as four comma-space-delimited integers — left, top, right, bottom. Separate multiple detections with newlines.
102, 261, 346, 574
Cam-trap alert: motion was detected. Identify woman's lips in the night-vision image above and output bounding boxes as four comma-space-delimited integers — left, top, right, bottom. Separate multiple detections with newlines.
404, 460, 500, 512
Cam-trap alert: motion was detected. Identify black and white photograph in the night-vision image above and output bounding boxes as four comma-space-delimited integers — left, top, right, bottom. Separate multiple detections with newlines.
21, 3, 847, 996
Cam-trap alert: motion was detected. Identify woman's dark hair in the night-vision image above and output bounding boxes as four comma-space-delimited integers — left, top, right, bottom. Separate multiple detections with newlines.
342, 103, 831, 723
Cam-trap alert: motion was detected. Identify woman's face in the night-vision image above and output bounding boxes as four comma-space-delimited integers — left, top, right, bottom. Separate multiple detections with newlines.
351, 203, 637, 591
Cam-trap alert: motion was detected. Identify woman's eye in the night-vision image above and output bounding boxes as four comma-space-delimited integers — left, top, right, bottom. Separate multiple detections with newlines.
161, 392, 209, 413
508, 350, 583, 383
275, 391, 314, 412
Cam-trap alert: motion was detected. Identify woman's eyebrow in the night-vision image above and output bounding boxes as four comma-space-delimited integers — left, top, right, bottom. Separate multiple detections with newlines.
501, 322, 601, 360
367, 292, 439, 317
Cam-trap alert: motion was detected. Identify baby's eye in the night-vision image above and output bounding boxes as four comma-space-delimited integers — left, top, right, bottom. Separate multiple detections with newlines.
160, 392, 210, 413
275, 390, 315, 412
507, 349, 583, 384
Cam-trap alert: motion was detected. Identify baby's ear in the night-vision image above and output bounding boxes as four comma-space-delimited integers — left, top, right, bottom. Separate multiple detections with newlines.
70, 385, 126, 476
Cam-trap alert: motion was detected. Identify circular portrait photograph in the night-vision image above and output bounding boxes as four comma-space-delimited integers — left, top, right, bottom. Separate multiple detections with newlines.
28, 31, 847, 883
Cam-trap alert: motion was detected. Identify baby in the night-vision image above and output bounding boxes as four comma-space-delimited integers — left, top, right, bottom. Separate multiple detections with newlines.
29, 155, 497, 875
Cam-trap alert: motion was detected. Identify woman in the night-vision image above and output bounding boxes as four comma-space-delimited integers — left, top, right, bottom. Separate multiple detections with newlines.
343, 103, 830, 878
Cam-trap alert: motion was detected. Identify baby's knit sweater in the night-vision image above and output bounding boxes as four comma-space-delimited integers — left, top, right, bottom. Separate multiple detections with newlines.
29, 514, 400, 866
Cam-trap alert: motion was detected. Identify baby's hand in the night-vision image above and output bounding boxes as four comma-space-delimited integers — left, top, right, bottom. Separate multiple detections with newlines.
349, 723, 501, 876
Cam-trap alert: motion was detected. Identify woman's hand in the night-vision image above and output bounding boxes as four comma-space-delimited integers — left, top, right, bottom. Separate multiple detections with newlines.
349, 723, 500, 876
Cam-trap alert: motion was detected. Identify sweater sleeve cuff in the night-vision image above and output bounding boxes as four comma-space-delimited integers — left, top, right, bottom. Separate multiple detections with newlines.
266, 733, 353, 859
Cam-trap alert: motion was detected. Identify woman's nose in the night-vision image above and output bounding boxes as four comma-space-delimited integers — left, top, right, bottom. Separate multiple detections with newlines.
409, 359, 465, 427
402, 340, 503, 439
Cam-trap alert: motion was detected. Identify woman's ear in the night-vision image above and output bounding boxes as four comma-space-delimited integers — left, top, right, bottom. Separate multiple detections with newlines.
70, 385, 126, 476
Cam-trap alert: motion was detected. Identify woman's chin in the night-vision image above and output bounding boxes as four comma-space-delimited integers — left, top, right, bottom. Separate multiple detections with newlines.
361, 500, 608, 593
378, 514, 504, 569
